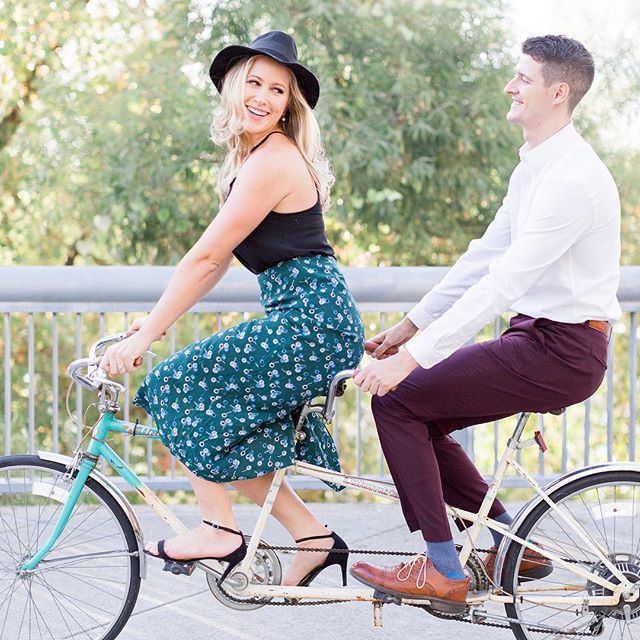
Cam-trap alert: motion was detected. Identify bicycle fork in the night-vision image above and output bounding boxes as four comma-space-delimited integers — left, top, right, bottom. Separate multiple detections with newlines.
20, 452, 98, 572
20, 412, 191, 575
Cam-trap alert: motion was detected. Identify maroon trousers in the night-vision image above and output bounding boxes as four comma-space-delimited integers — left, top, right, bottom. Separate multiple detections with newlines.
371, 315, 608, 542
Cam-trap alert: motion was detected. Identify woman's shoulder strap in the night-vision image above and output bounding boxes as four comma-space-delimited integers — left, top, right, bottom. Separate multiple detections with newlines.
249, 130, 288, 153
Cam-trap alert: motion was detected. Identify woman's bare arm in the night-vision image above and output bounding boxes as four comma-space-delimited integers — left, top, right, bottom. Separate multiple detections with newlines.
100, 142, 300, 373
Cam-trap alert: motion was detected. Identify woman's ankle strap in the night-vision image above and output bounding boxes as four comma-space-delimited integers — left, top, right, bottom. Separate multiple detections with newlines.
295, 532, 333, 544
202, 520, 242, 536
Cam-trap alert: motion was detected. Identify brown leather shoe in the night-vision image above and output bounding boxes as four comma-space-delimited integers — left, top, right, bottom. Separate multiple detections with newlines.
350, 555, 470, 614
484, 545, 553, 582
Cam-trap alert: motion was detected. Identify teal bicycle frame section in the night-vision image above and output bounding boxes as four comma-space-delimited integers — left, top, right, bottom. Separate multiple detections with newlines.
20, 412, 160, 571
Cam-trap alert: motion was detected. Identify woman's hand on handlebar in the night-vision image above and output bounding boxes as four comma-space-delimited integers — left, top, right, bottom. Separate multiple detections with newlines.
99, 332, 151, 376
364, 317, 419, 360
126, 316, 166, 341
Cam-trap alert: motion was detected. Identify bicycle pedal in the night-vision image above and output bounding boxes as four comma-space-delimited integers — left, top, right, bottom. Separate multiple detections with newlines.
163, 559, 196, 576
372, 589, 401, 605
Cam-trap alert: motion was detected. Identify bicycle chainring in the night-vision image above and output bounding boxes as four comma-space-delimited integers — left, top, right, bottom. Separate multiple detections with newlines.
206, 537, 282, 611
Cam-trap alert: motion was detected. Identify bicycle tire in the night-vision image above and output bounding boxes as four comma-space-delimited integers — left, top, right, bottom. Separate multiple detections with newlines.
502, 469, 640, 640
0, 454, 141, 640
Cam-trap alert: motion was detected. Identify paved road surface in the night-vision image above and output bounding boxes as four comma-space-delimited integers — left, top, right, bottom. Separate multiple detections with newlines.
121, 503, 517, 640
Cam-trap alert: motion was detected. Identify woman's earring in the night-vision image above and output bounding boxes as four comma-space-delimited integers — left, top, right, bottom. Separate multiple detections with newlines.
281, 115, 286, 122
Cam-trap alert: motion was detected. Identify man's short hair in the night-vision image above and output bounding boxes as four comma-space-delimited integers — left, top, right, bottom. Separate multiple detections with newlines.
522, 35, 595, 112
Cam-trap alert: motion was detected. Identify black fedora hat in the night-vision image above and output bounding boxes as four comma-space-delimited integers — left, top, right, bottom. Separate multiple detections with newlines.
209, 31, 320, 109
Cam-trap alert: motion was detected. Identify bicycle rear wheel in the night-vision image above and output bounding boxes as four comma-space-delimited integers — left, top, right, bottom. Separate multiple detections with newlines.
0, 454, 141, 640
502, 470, 640, 640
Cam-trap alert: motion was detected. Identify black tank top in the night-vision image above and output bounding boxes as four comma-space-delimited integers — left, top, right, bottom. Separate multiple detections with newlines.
231, 132, 335, 275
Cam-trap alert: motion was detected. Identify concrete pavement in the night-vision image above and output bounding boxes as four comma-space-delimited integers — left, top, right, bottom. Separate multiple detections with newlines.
120, 503, 516, 640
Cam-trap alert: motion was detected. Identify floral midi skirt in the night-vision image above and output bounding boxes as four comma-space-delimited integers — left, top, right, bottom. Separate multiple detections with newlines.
133, 255, 364, 485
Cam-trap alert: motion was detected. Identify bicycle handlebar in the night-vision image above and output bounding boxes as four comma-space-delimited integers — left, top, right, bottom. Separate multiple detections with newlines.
88, 332, 128, 362
67, 333, 129, 391
322, 369, 355, 420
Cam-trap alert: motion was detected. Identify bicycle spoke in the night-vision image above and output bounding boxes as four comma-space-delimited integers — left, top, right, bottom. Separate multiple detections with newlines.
505, 474, 640, 640
24, 468, 49, 555
548, 500, 605, 563
16, 577, 31, 640
54, 516, 118, 551
32, 573, 94, 639
581, 487, 613, 555
0, 459, 139, 639
53, 566, 128, 600
0, 558, 21, 573
27, 578, 55, 640
33, 574, 85, 640
0, 573, 21, 639
0, 474, 30, 560
594, 487, 612, 555
22, 469, 33, 567
633, 483, 640, 560
34, 572, 109, 635
2, 470, 64, 559
0, 508, 22, 563
530, 610, 593, 640
51, 530, 128, 555
53, 497, 111, 549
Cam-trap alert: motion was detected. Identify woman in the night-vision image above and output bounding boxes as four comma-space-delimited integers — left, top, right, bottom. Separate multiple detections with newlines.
101, 31, 363, 587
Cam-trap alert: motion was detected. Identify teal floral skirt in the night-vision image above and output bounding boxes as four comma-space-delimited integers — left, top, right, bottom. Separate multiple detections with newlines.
133, 255, 364, 486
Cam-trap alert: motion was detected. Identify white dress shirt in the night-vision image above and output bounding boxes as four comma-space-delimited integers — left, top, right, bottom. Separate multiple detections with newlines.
406, 122, 621, 369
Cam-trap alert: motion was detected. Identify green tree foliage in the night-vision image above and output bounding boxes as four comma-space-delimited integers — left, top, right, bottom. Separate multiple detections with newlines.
1, 0, 522, 266
1, 1, 638, 491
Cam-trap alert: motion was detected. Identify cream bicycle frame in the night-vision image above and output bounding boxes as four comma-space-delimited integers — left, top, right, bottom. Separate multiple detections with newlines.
62, 341, 638, 613
221, 410, 638, 609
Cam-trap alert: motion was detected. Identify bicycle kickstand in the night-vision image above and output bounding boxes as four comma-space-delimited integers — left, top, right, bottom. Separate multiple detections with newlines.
372, 600, 384, 627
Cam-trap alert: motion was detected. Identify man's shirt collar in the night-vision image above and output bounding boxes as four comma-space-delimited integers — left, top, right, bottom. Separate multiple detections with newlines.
519, 121, 578, 173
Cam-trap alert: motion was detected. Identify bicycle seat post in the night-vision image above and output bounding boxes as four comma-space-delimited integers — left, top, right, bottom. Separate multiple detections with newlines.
458, 411, 535, 565
506, 412, 533, 449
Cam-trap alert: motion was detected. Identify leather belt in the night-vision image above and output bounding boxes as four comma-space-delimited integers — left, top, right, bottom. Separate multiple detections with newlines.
586, 319, 611, 338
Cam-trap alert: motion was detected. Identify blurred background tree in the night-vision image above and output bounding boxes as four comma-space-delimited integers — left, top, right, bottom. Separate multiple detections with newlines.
1, 0, 638, 488
5, 0, 636, 269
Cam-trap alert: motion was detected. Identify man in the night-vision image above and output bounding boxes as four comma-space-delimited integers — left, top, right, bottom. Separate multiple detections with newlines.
351, 35, 620, 613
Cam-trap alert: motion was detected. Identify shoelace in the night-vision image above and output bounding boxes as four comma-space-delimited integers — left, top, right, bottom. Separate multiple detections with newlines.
396, 553, 429, 589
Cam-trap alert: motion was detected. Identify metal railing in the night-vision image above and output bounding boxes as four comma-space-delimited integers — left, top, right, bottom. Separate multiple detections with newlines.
1, 265, 638, 491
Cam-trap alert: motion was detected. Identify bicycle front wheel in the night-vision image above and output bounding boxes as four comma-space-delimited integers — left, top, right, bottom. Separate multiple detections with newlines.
503, 469, 640, 640
0, 454, 141, 640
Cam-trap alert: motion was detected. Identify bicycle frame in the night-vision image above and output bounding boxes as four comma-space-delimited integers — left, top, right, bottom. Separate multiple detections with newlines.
20, 406, 638, 612
231, 411, 636, 608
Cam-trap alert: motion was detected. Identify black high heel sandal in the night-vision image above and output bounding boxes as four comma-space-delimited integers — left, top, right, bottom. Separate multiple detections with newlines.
294, 531, 349, 587
144, 520, 247, 584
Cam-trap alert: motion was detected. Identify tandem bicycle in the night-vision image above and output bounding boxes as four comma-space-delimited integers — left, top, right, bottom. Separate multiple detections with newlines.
1, 333, 639, 639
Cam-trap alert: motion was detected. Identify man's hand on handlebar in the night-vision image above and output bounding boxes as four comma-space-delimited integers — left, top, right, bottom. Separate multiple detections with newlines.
355, 318, 421, 396
353, 350, 419, 397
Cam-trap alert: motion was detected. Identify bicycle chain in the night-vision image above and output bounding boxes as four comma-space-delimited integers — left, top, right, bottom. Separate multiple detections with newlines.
217, 545, 420, 608
216, 544, 600, 634
411, 603, 602, 636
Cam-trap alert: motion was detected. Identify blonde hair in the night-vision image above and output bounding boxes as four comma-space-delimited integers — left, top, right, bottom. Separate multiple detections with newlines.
210, 55, 334, 210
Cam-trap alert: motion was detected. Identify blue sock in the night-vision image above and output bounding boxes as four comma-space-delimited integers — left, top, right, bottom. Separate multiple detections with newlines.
426, 540, 465, 580
491, 511, 513, 547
